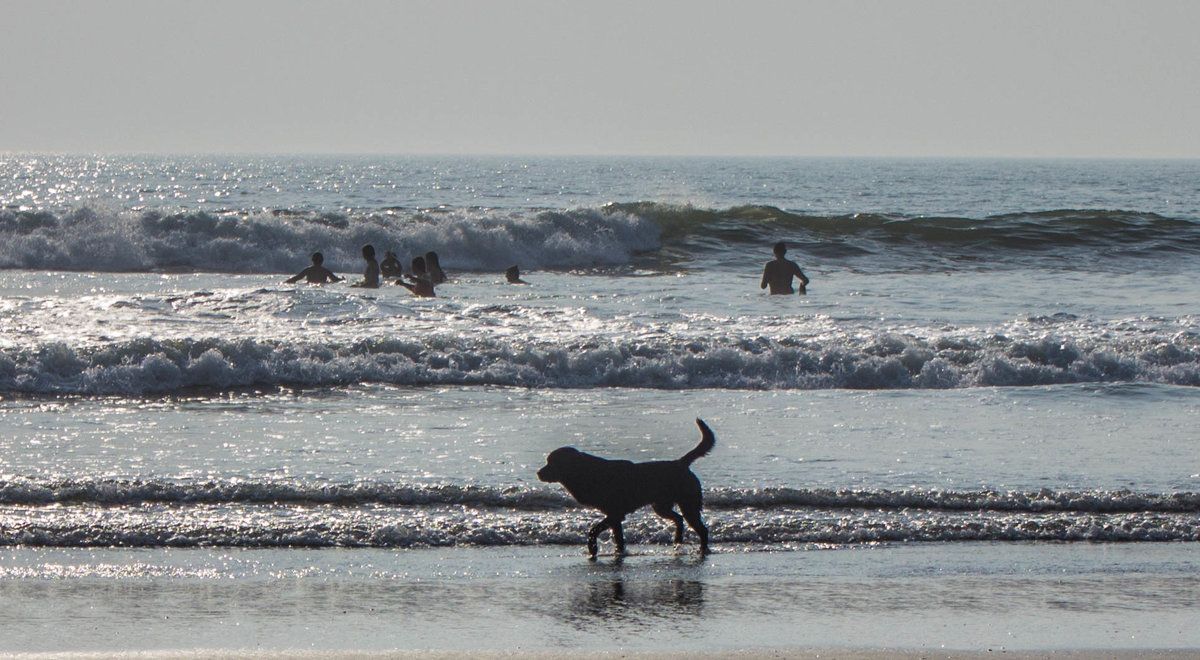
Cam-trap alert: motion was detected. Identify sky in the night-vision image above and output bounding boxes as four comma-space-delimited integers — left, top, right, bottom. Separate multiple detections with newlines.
2, 0, 1198, 157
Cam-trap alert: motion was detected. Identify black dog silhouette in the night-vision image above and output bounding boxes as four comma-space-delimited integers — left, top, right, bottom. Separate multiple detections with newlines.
537, 419, 714, 557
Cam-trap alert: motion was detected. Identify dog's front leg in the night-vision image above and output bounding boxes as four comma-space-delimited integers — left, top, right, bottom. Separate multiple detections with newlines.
611, 518, 626, 556
587, 519, 611, 557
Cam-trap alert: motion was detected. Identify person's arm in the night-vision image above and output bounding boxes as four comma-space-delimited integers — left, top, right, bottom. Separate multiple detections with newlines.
285, 268, 308, 284
760, 263, 771, 290
326, 269, 342, 283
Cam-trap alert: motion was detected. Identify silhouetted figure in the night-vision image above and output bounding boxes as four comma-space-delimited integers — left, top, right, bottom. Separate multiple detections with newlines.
505, 265, 529, 285
537, 419, 715, 558
425, 251, 447, 284
380, 251, 403, 278
350, 244, 380, 288
286, 252, 343, 284
761, 241, 809, 295
396, 256, 436, 297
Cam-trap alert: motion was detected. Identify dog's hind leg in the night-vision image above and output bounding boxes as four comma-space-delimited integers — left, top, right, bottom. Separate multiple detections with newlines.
681, 507, 710, 554
652, 503, 685, 543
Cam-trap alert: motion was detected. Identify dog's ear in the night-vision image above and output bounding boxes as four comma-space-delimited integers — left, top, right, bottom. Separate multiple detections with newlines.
546, 447, 581, 464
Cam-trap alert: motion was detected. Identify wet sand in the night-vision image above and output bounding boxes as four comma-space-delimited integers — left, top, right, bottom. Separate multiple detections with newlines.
4, 545, 1200, 656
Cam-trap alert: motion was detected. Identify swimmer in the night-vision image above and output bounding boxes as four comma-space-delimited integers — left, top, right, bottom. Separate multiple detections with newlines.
396, 256, 436, 297
425, 251, 447, 285
760, 241, 810, 295
350, 244, 380, 288
380, 251, 404, 278
285, 252, 342, 284
505, 265, 529, 285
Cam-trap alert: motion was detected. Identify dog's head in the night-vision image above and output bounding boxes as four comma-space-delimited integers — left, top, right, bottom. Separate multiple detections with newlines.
536, 446, 584, 484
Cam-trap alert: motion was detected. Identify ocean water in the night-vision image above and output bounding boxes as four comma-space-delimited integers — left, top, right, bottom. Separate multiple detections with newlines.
1, 155, 1199, 653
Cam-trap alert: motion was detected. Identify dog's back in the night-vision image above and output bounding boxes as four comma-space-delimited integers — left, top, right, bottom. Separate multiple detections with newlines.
619, 458, 703, 515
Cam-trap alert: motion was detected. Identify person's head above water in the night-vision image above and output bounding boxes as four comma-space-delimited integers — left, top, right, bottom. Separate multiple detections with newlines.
311, 252, 324, 265
362, 244, 375, 260
773, 241, 788, 258
412, 256, 427, 275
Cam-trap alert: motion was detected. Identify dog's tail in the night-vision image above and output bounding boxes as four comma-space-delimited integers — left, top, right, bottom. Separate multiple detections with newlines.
680, 418, 716, 466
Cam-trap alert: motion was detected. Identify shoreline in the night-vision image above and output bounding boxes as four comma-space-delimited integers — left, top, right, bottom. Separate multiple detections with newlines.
4, 544, 1200, 654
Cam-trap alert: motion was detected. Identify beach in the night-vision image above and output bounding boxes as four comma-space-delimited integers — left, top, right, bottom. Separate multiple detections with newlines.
1, 155, 1198, 656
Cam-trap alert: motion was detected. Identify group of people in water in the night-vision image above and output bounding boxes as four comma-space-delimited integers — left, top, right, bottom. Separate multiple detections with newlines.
287, 245, 450, 295
286, 245, 532, 295
286, 240, 809, 297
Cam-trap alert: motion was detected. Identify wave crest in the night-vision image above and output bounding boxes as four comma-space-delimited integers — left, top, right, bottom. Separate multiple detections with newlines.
4, 478, 1197, 513
4, 203, 1198, 274
0, 205, 661, 273
1, 327, 1196, 395
2, 480, 1197, 548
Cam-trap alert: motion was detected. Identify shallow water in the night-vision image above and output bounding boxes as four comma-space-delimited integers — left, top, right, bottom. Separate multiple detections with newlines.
3, 385, 1197, 549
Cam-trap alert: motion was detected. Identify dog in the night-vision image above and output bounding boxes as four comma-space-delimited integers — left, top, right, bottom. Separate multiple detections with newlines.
537, 418, 714, 557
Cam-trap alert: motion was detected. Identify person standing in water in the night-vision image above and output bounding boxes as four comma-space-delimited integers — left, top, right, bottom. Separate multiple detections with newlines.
380, 251, 403, 278
285, 252, 342, 284
396, 256, 436, 297
350, 244, 380, 288
424, 251, 447, 285
505, 265, 529, 285
761, 241, 810, 295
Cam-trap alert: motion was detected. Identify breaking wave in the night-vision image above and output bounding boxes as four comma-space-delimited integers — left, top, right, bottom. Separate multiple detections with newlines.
2, 479, 1197, 548
3, 478, 1198, 512
3, 203, 1198, 275
0, 205, 662, 273
1, 327, 1197, 395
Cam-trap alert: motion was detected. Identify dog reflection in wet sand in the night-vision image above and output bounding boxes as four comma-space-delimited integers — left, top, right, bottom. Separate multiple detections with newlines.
537, 419, 715, 557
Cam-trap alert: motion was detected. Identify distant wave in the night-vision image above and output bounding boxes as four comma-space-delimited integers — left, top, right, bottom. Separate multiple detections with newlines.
0, 205, 661, 273
1, 327, 1196, 395
3, 203, 1198, 275
616, 202, 1200, 266
2, 479, 1198, 547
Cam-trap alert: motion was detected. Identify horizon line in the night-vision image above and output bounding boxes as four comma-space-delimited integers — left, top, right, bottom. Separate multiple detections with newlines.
4, 151, 1199, 162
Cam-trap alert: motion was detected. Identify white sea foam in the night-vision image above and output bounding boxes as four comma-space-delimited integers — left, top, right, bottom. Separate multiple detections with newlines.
2, 480, 1197, 548
1, 326, 1196, 395
3, 479, 1197, 513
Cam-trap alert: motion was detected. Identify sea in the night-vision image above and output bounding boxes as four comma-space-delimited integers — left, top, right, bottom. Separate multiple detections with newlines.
1, 155, 1198, 654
